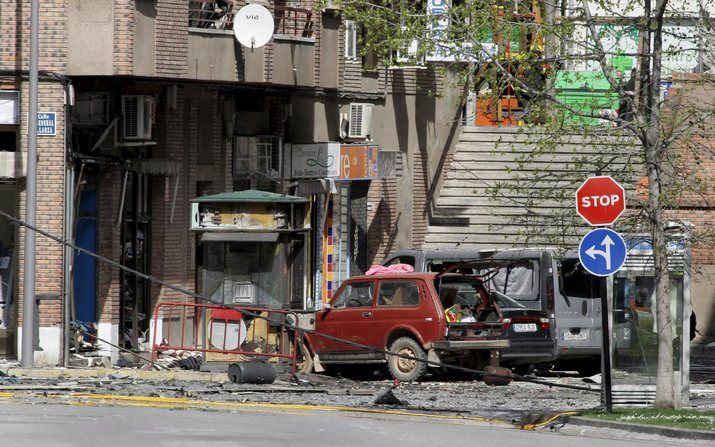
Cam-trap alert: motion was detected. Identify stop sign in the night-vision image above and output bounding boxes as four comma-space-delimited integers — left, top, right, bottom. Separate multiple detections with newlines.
576, 176, 626, 226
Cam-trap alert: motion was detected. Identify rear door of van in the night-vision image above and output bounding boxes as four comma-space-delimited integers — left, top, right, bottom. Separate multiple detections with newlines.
554, 257, 603, 353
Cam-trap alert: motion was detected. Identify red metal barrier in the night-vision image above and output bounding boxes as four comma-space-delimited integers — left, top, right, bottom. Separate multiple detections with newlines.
150, 300, 298, 372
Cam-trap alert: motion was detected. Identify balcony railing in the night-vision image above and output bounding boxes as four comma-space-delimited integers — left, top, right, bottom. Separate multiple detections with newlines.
189, 1, 237, 30
189, 1, 314, 38
274, 5, 314, 38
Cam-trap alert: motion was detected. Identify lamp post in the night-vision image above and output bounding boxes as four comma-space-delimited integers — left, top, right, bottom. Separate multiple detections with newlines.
21, 0, 40, 367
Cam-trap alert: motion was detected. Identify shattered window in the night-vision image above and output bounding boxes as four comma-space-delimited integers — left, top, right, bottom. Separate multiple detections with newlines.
486, 260, 539, 301
560, 259, 602, 299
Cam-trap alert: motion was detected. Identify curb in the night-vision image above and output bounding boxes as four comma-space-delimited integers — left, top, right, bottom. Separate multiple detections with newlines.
566, 416, 715, 441
1, 367, 228, 383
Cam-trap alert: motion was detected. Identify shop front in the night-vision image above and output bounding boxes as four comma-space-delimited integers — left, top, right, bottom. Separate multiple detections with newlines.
191, 190, 310, 310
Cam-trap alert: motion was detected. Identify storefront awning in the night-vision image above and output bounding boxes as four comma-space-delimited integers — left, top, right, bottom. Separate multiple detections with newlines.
193, 189, 308, 204
201, 232, 280, 243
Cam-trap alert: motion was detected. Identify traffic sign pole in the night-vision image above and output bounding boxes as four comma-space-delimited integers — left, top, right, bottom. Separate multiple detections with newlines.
576, 176, 627, 413
600, 278, 612, 412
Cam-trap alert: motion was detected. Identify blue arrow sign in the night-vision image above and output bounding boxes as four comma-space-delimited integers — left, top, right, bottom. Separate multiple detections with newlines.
578, 228, 627, 276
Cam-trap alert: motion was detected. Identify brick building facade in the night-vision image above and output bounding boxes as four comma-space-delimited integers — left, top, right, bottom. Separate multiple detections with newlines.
0, 0, 460, 364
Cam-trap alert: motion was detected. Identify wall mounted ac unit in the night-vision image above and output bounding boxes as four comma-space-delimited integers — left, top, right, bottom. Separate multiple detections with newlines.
348, 103, 373, 139
122, 95, 154, 140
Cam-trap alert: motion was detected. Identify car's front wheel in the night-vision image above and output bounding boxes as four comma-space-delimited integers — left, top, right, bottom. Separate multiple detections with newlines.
387, 337, 427, 382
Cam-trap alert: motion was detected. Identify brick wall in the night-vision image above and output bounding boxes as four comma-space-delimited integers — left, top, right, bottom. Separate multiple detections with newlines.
114, 0, 135, 75
155, 0, 188, 77
1, 0, 68, 328
366, 178, 399, 265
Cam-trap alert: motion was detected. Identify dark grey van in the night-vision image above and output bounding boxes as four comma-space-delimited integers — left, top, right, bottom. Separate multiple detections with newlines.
383, 248, 603, 374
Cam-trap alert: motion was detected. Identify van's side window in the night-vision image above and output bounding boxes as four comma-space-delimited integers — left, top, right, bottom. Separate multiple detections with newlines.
560, 259, 601, 298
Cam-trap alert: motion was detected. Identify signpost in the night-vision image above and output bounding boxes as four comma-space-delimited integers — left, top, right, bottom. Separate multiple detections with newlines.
576, 175, 627, 412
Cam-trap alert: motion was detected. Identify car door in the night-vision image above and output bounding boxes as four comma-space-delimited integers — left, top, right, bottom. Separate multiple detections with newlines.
313, 280, 375, 355
556, 257, 603, 350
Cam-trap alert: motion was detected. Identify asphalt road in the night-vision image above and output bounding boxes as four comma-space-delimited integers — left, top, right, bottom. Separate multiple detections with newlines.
0, 401, 699, 447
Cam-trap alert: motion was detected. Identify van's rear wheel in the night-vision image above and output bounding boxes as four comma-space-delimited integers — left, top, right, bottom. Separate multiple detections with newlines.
388, 337, 427, 382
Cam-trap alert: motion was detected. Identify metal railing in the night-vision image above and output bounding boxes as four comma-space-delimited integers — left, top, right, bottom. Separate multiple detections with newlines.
274, 5, 314, 38
150, 300, 299, 370
188, 1, 315, 38
189, 1, 237, 30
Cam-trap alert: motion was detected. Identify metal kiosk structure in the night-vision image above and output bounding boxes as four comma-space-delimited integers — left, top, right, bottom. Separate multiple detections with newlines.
609, 234, 692, 406
152, 190, 310, 368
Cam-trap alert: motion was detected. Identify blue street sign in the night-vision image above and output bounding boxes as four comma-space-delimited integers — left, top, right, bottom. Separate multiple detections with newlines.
578, 228, 627, 277
37, 112, 56, 136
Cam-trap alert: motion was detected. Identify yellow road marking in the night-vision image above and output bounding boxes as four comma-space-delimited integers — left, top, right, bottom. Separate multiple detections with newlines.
0, 391, 507, 425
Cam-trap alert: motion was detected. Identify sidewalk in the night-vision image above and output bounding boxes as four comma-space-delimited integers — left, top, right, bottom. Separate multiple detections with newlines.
0, 366, 226, 382
566, 415, 715, 442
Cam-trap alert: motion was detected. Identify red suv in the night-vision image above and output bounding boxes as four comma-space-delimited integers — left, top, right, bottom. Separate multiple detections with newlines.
304, 273, 544, 381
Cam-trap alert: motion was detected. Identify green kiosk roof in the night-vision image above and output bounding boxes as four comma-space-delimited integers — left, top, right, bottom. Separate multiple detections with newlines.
192, 189, 308, 204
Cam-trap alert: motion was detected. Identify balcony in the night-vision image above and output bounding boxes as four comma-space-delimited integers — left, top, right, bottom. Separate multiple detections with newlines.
188, 1, 314, 38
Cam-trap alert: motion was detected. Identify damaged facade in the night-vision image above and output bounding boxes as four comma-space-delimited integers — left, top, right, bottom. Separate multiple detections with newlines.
0, 0, 462, 365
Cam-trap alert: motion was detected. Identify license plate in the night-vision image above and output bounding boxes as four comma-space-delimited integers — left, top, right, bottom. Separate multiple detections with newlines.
562, 330, 588, 340
512, 323, 537, 333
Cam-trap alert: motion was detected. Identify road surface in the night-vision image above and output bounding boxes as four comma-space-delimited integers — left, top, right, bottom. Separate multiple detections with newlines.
0, 400, 699, 447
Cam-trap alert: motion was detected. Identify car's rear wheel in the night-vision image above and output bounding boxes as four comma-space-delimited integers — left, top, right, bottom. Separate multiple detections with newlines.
387, 337, 427, 382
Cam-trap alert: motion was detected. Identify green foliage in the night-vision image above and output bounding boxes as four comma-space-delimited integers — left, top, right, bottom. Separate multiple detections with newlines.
582, 408, 715, 431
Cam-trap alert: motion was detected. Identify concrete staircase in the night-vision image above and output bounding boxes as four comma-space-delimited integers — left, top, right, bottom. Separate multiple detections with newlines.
424, 125, 637, 249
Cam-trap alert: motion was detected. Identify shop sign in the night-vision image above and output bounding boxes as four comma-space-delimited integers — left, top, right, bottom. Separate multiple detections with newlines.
290, 143, 340, 178
339, 144, 378, 180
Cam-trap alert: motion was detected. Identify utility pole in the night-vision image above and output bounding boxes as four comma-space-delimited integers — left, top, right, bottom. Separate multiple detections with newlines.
22, 0, 40, 367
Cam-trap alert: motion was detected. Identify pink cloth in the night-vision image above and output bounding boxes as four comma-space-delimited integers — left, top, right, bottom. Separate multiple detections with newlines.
365, 263, 415, 275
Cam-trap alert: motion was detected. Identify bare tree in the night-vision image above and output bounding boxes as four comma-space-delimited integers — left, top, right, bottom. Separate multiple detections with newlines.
335, 0, 715, 408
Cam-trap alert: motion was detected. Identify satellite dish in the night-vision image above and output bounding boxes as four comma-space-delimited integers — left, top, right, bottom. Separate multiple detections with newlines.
233, 4, 274, 49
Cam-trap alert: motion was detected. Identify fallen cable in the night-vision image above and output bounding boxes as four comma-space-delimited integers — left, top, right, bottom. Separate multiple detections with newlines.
1, 209, 597, 392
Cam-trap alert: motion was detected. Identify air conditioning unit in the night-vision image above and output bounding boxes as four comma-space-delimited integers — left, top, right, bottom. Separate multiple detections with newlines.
234, 135, 283, 179
348, 103, 373, 139
122, 95, 154, 140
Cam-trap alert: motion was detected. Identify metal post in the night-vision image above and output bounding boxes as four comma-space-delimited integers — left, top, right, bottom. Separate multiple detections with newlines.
21, 0, 40, 368
600, 277, 613, 412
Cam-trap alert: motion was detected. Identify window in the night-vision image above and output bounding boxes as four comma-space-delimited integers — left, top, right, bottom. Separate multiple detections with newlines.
331, 282, 373, 308
234, 136, 282, 179
345, 20, 357, 60
378, 281, 420, 306
0, 130, 17, 152
485, 260, 540, 301
560, 259, 602, 299
0, 91, 19, 125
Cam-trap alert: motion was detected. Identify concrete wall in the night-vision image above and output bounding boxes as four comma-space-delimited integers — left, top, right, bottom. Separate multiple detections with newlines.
272, 39, 316, 86
187, 32, 237, 81
68, 0, 114, 75
134, 0, 157, 77
319, 13, 339, 89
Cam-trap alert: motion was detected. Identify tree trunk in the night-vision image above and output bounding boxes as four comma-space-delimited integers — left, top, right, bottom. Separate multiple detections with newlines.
646, 140, 675, 408
647, 0, 676, 409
